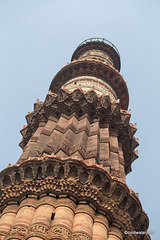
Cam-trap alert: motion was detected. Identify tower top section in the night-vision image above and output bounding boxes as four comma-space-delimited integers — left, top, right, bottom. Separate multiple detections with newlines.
71, 38, 121, 71
49, 38, 129, 109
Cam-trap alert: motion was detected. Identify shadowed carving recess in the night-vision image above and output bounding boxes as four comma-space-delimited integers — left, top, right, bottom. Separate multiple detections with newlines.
19, 87, 138, 176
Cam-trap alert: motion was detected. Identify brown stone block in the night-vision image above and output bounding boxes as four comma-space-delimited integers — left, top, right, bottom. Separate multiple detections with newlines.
51, 199, 75, 232
110, 151, 118, 160
103, 166, 111, 173
72, 211, 93, 237
54, 124, 65, 133
1, 205, 18, 215
30, 136, 39, 142
56, 116, 70, 130
48, 115, 58, 122
38, 121, 46, 127
12, 205, 36, 228
27, 236, 43, 240
53, 208, 74, 227
0, 206, 17, 235
56, 197, 76, 209
110, 152, 119, 171
89, 121, 99, 136
99, 142, 109, 160
38, 133, 50, 144
85, 158, 97, 165
56, 149, 68, 158
93, 217, 109, 240
73, 131, 88, 149
75, 204, 95, 218
63, 129, 75, 146
50, 129, 63, 147
19, 198, 38, 209
77, 116, 90, 134
48, 131, 63, 154
41, 128, 52, 136
68, 114, 78, 127
46, 119, 57, 129
31, 204, 55, 228
108, 226, 123, 240
118, 145, 124, 166
86, 135, 98, 151
38, 196, 56, 208
70, 151, 84, 160
110, 135, 119, 153
100, 127, 109, 143
66, 123, 77, 133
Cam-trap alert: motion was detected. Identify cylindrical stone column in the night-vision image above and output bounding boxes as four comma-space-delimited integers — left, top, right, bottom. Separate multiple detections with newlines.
72, 202, 95, 240
7, 197, 37, 240
92, 214, 109, 240
26, 196, 56, 240
0, 204, 18, 239
108, 226, 123, 240
49, 196, 76, 240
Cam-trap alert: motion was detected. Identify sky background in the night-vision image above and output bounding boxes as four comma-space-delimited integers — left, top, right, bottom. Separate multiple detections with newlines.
0, 1, 159, 239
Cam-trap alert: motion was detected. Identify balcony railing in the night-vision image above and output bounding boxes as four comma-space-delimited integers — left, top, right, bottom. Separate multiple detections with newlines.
78, 37, 120, 58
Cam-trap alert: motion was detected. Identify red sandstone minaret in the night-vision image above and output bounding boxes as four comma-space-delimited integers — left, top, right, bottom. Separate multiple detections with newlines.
0, 38, 150, 240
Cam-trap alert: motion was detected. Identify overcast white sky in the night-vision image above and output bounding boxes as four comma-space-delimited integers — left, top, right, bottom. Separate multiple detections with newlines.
0, 1, 159, 239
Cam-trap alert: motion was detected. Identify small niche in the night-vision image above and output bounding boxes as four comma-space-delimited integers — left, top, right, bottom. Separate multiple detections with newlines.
37, 166, 42, 179
46, 164, 53, 176
24, 166, 33, 179
68, 166, 78, 178
79, 170, 88, 184
92, 174, 101, 186
15, 172, 21, 184
3, 175, 11, 188
58, 166, 64, 178
51, 212, 55, 220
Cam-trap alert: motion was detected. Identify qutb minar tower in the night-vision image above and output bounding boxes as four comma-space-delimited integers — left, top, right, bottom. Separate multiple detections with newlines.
0, 38, 150, 240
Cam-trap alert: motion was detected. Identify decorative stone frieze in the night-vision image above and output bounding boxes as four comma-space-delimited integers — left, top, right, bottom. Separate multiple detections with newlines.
49, 60, 128, 109
64, 76, 117, 100
0, 156, 149, 239
18, 88, 138, 177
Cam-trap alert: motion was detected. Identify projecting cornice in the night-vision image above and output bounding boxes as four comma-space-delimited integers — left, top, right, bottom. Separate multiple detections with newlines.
0, 156, 149, 239
19, 88, 137, 175
49, 59, 129, 109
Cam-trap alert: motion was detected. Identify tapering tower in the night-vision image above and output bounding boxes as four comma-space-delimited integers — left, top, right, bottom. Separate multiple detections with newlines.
0, 38, 150, 240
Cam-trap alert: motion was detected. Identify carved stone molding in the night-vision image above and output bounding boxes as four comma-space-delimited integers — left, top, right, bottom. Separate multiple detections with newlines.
26, 223, 49, 239
0, 157, 149, 239
49, 226, 71, 239
18, 87, 138, 175
6, 225, 28, 240
49, 59, 128, 109
71, 233, 91, 240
